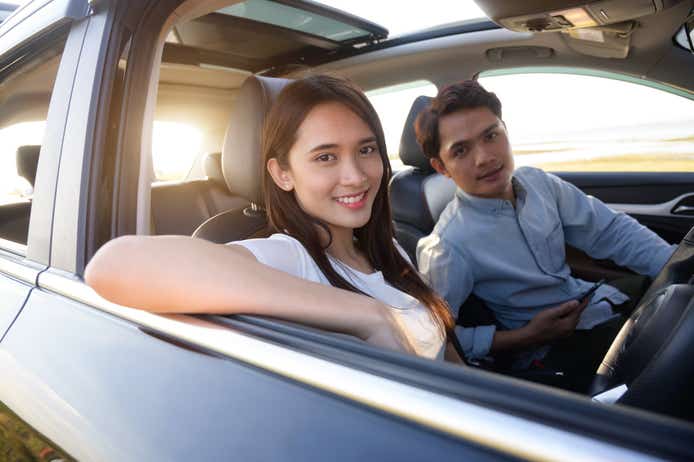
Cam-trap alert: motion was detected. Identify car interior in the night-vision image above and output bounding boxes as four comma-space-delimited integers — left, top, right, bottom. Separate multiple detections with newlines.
1, 0, 693, 424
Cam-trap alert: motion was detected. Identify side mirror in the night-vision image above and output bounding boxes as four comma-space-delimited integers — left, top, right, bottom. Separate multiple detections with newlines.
678, 14, 694, 53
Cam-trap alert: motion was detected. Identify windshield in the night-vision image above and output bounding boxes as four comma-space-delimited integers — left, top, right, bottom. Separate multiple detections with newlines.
311, 0, 487, 37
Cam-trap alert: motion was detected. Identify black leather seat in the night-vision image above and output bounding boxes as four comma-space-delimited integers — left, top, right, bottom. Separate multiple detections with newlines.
193, 75, 291, 243
151, 152, 247, 236
0, 145, 41, 244
388, 96, 456, 262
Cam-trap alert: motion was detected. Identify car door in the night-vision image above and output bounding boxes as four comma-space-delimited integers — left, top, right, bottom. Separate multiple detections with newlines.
478, 70, 694, 279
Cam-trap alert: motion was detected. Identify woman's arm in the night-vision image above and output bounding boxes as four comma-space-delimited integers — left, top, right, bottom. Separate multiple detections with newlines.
85, 235, 409, 352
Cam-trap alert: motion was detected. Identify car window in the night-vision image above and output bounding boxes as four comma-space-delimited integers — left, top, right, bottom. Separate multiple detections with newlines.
477, 71, 694, 172
152, 120, 204, 181
366, 81, 437, 169
0, 35, 67, 246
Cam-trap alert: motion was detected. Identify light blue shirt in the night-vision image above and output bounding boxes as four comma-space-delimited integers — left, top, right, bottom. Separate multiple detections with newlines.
417, 166, 676, 362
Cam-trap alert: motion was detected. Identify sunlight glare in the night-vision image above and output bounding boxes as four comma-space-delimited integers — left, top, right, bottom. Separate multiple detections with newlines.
0, 121, 45, 204
152, 121, 203, 181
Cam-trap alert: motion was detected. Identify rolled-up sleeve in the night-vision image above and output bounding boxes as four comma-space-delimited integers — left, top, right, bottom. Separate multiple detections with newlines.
454, 324, 496, 359
547, 173, 675, 278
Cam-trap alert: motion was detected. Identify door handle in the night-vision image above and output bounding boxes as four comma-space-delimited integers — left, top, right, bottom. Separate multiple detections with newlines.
672, 205, 694, 215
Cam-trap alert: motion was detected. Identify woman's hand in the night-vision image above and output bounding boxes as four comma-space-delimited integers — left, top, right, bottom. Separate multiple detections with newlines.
363, 304, 416, 354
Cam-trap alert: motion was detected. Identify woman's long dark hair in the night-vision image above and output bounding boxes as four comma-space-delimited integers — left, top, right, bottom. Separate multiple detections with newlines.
261, 75, 454, 333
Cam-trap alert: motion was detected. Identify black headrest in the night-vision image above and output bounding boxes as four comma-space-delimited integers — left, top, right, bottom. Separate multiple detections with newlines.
399, 96, 434, 172
16, 145, 40, 188
203, 152, 224, 186
222, 75, 292, 204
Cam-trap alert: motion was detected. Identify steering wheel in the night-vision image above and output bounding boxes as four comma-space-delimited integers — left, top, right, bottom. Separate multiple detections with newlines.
589, 226, 694, 421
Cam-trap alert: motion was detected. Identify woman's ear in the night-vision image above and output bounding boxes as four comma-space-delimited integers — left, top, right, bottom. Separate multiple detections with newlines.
267, 158, 294, 191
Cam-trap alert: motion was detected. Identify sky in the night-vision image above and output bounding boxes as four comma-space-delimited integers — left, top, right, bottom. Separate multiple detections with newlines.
312, 0, 486, 36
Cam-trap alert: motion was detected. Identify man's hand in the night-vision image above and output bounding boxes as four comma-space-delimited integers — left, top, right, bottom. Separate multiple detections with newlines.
525, 299, 589, 345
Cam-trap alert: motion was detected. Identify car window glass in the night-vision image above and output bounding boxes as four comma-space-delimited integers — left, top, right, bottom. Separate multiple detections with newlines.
151, 121, 204, 181
366, 81, 437, 169
477, 72, 694, 172
0, 35, 67, 246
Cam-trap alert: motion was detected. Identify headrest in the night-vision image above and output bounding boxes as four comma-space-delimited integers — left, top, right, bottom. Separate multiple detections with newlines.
16, 145, 40, 188
203, 152, 224, 185
399, 95, 434, 172
222, 75, 292, 204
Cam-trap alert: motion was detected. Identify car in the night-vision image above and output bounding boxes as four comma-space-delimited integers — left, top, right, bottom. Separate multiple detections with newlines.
1, 0, 693, 460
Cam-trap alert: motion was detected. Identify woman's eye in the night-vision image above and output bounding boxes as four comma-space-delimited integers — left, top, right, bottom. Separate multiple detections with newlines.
359, 145, 377, 156
486, 131, 499, 141
316, 153, 336, 162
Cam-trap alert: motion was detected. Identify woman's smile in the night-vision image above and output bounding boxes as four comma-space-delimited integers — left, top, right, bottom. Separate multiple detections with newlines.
334, 189, 369, 209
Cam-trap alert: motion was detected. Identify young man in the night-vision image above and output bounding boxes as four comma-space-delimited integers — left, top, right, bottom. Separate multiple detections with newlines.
415, 81, 675, 387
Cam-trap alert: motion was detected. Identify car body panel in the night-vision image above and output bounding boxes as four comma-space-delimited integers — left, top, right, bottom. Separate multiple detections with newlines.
0, 0, 88, 58
0, 282, 516, 462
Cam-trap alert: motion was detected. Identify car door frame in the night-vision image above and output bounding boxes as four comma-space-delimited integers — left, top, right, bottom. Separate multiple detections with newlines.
0, 0, 92, 341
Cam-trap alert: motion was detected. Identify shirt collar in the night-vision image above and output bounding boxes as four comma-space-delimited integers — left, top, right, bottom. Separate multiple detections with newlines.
455, 174, 526, 213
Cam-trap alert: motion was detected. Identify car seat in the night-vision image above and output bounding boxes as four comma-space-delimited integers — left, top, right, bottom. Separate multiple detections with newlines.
193, 75, 291, 243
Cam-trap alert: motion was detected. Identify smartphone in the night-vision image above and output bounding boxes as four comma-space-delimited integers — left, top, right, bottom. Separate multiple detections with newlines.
578, 279, 606, 303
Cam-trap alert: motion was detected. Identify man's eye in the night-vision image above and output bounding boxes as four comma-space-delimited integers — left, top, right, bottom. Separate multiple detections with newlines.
360, 145, 377, 156
452, 147, 467, 157
486, 131, 499, 141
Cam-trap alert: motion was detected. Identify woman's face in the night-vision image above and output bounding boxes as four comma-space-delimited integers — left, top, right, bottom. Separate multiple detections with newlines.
268, 101, 384, 236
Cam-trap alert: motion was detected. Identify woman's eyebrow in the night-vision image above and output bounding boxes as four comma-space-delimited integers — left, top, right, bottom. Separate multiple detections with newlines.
309, 143, 338, 153
308, 137, 377, 153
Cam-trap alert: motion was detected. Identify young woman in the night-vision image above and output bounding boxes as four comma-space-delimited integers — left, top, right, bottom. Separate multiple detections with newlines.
85, 75, 454, 359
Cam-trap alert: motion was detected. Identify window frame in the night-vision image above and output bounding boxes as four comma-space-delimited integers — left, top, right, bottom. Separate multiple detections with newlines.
0, 0, 90, 265
478, 66, 694, 101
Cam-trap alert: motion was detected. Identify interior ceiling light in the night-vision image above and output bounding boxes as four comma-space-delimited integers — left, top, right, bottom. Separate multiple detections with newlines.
552, 7, 597, 29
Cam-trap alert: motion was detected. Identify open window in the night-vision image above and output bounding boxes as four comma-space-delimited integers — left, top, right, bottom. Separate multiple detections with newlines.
478, 69, 694, 172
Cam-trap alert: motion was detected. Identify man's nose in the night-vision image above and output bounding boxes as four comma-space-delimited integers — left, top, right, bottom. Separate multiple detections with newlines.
474, 144, 496, 167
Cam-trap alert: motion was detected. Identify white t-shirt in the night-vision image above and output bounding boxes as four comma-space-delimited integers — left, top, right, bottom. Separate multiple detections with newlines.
231, 233, 445, 360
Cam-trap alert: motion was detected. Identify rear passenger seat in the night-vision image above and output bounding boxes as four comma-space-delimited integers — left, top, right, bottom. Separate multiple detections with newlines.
150, 152, 247, 235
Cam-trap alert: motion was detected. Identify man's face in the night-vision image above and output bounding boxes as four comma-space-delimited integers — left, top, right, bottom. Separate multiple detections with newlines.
431, 106, 514, 200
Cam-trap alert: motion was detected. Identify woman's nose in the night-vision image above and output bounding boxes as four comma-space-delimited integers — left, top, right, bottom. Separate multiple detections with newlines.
340, 157, 368, 185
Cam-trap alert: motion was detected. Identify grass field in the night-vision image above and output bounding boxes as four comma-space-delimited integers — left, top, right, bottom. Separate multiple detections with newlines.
525, 153, 694, 172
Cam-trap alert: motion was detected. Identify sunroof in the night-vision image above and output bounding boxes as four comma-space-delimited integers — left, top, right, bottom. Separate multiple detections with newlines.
218, 0, 376, 42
